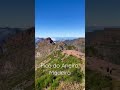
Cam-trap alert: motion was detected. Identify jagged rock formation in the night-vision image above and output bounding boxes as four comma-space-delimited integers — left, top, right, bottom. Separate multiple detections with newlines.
45, 37, 55, 44
35, 37, 66, 58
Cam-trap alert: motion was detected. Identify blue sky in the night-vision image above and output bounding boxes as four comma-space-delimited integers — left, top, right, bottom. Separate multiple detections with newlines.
35, 0, 85, 37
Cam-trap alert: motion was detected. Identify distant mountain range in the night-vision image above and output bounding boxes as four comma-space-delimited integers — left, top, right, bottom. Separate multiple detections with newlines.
35, 37, 44, 43
35, 37, 81, 44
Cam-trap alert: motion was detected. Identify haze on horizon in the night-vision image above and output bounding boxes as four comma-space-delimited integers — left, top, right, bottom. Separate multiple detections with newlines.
35, 0, 85, 38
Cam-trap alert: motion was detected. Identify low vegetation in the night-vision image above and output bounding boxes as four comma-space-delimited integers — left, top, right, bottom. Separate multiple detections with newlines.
35, 50, 84, 90
86, 68, 112, 90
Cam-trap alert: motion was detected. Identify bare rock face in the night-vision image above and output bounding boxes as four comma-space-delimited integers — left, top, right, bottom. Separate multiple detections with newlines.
35, 37, 68, 59
45, 37, 55, 44
35, 37, 56, 59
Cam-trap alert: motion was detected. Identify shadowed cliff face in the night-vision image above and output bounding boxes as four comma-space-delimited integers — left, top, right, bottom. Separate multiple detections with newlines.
0, 27, 35, 90
86, 28, 120, 90
45, 37, 55, 44
86, 28, 120, 64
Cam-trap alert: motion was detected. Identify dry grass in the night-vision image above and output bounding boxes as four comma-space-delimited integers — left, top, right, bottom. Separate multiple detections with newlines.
57, 82, 85, 90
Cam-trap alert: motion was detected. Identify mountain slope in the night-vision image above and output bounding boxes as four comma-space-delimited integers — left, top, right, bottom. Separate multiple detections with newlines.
0, 27, 35, 90
35, 37, 85, 90
36, 50, 85, 90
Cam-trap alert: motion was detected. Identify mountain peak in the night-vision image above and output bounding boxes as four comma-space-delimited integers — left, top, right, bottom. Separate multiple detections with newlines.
45, 37, 55, 44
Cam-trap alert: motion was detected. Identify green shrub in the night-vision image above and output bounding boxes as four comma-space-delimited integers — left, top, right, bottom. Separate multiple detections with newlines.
35, 51, 84, 90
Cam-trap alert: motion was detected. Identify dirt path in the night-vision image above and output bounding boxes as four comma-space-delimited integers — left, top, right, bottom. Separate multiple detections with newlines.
62, 50, 85, 60
62, 50, 85, 74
